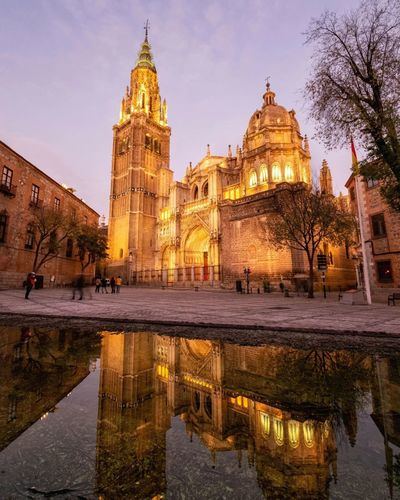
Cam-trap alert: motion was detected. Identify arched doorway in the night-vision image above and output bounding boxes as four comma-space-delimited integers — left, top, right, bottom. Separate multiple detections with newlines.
184, 226, 210, 280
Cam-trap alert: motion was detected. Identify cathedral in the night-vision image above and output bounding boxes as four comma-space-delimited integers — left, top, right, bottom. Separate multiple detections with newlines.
107, 29, 355, 290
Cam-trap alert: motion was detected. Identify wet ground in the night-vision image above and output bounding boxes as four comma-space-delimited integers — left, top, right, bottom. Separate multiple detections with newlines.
1, 322, 400, 498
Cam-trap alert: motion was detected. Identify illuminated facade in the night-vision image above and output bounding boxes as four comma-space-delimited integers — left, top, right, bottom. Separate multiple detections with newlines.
108, 30, 355, 289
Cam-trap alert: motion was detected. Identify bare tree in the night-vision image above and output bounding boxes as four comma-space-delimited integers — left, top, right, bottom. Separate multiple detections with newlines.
30, 207, 77, 273
305, 0, 400, 210
264, 184, 355, 298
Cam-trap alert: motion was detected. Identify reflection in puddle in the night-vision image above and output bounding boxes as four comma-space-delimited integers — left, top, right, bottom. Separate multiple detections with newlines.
0, 327, 400, 498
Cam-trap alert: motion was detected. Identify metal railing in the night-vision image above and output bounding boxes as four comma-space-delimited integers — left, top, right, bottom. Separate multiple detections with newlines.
133, 264, 221, 284
0, 183, 16, 197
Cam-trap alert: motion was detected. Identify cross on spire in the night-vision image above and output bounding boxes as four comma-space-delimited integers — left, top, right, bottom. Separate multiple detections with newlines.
265, 76, 271, 90
144, 19, 150, 41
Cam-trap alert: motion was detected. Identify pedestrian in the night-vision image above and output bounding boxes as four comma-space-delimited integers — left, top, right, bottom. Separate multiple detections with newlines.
95, 277, 101, 293
72, 274, 84, 300
101, 277, 108, 294
24, 272, 36, 300
116, 276, 122, 293
110, 276, 116, 294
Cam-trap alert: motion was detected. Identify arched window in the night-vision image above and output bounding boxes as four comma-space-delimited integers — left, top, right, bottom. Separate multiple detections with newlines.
202, 181, 209, 198
193, 185, 199, 200
273, 418, 284, 446
260, 165, 268, 183
205, 395, 212, 418
288, 420, 300, 448
303, 421, 314, 447
272, 164, 281, 182
119, 248, 124, 259
141, 92, 145, 109
285, 164, 294, 181
260, 413, 270, 435
194, 391, 201, 412
249, 170, 258, 188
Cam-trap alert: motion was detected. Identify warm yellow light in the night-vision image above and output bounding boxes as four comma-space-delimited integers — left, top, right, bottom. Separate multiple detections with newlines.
273, 418, 284, 446
288, 420, 300, 448
303, 420, 314, 447
260, 412, 270, 435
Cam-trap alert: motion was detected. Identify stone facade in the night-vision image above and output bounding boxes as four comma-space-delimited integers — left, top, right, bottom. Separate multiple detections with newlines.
346, 173, 400, 298
108, 31, 355, 290
0, 140, 99, 288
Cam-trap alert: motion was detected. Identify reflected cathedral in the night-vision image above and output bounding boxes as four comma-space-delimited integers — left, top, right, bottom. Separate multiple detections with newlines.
95, 333, 376, 499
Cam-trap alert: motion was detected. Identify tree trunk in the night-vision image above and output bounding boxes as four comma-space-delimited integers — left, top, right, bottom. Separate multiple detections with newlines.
307, 256, 315, 299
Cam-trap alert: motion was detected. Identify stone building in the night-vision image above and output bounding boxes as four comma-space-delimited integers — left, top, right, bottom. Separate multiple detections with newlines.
346, 172, 400, 299
108, 30, 355, 290
0, 140, 99, 288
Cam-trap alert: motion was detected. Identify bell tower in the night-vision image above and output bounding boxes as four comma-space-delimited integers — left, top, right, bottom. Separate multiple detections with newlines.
108, 24, 173, 281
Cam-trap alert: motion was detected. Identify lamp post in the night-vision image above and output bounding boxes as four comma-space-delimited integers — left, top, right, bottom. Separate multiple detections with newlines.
243, 267, 251, 294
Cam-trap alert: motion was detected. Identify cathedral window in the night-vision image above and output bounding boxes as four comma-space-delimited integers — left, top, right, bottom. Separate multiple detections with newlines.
260, 412, 270, 435
272, 164, 281, 182
288, 420, 300, 448
202, 181, 209, 198
119, 248, 124, 259
259, 165, 268, 183
285, 164, 294, 181
273, 418, 284, 446
193, 185, 199, 200
145, 134, 152, 150
249, 171, 258, 188
303, 421, 314, 447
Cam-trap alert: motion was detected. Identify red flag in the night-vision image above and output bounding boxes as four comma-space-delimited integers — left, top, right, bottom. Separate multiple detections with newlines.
351, 137, 359, 174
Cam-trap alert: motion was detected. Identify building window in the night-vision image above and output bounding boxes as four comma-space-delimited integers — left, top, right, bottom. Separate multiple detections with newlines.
71, 208, 76, 220
66, 238, 73, 258
249, 171, 258, 188
371, 213, 386, 238
145, 134, 152, 150
272, 164, 281, 182
54, 197, 60, 211
285, 164, 294, 181
83, 215, 88, 224
260, 165, 268, 183
31, 184, 40, 205
193, 185, 199, 200
119, 248, 123, 259
202, 181, 209, 198
1, 166, 13, 189
25, 223, 35, 249
366, 177, 379, 189
377, 260, 393, 283
0, 211, 8, 243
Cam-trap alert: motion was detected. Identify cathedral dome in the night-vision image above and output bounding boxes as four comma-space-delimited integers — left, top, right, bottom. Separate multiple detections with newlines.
246, 84, 293, 134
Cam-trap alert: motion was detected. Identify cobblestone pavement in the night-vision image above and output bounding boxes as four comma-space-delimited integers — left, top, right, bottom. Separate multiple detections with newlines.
0, 286, 399, 335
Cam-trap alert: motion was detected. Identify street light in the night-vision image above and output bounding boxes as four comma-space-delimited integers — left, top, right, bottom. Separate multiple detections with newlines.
243, 267, 251, 294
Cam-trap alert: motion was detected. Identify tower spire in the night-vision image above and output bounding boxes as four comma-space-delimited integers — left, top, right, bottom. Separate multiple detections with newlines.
135, 20, 156, 72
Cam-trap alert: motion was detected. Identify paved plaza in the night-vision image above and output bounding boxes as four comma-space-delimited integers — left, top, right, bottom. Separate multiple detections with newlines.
0, 286, 399, 336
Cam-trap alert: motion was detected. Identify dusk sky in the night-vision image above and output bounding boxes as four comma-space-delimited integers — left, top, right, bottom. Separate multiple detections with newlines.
0, 0, 361, 217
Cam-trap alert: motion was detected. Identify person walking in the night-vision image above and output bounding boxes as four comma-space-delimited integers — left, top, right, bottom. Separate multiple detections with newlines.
110, 276, 116, 294
101, 277, 108, 294
24, 272, 36, 299
95, 277, 101, 293
72, 274, 84, 300
116, 276, 122, 293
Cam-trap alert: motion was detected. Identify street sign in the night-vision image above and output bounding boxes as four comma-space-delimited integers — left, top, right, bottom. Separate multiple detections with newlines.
317, 254, 327, 271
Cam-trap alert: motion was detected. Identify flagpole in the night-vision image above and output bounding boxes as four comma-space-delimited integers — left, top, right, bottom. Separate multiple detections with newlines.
351, 137, 372, 305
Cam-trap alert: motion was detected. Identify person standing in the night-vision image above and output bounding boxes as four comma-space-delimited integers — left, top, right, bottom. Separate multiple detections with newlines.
116, 276, 122, 293
110, 276, 116, 294
101, 277, 108, 294
25, 272, 36, 300
95, 277, 101, 293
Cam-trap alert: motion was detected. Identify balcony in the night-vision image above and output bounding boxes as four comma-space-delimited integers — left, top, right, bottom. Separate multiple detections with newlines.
0, 183, 16, 198
29, 198, 43, 209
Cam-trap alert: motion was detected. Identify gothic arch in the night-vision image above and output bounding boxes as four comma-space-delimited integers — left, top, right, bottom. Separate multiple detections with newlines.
183, 226, 209, 266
